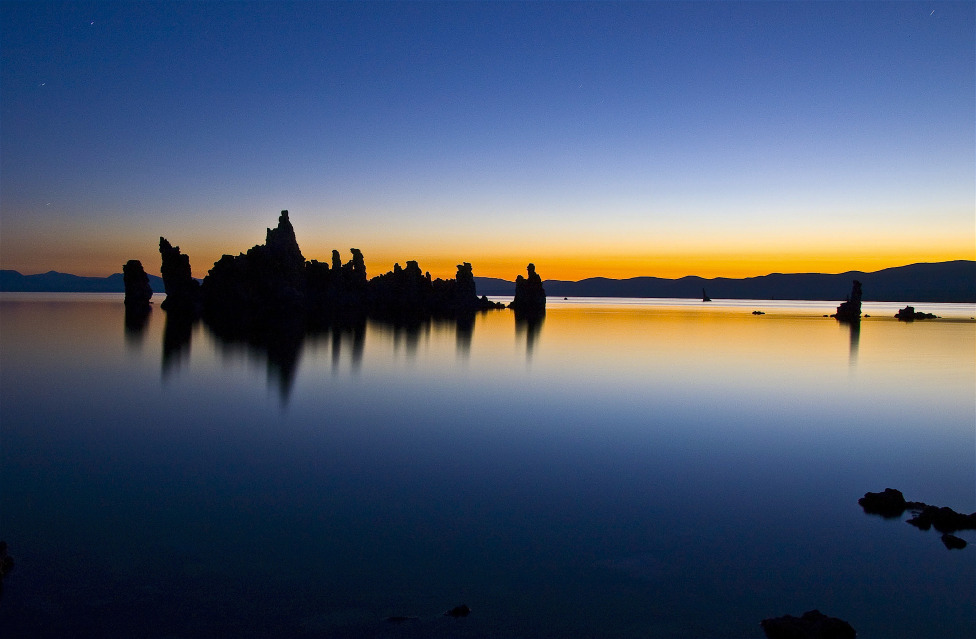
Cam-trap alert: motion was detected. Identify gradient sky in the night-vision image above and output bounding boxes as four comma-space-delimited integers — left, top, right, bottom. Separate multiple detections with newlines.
2, 1, 973, 281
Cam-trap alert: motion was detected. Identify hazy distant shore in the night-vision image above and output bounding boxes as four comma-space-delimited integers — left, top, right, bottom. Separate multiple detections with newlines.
2, 260, 974, 303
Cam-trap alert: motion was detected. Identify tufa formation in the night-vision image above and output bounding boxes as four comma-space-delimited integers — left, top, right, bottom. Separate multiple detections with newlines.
149, 211, 520, 323
831, 280, 862, 322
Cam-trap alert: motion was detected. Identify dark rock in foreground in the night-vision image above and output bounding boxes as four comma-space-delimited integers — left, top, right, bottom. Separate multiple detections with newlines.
941, 533, 967, 550
761, 609, 856, 639
0, 540, 13, 600
509, 263, 546, 317
858, 488, 915, 518
122, 259, 153, 308
831, 280, 862, 322
894, 305, 938, 321
860, 488, 976, 549
905, 505, 976, 534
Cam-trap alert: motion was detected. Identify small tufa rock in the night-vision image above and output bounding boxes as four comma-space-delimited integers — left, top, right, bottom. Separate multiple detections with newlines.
831, 280, 862, 322
858, 488, 908, 518
894, 306, 937, 321
444, 604, 471, 618
941, 533, 967, 550
761, 609, 856, 639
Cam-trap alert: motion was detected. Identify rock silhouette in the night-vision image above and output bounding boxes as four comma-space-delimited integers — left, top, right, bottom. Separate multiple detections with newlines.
159, 237, 202, 314
0, 540, 13, 600
831, 280, 862, 322
444, 604, 471, 618
147, 211, 510, 325
202, 210, 307, 316
760, 609, 856, 639
859, 488, 976, 550
509, 263, 546, 317
122, 259, 153, 308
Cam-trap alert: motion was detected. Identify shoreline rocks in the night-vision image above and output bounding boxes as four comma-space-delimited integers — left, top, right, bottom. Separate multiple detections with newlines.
859, 488, 975, 549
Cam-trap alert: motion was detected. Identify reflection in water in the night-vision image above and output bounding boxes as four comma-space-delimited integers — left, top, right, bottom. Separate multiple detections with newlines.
6, 296, 974, 639
162, 312, 196, 375
203, 313, 309, 402
329, 319, 365, 374
844, 318, 861, 365
455, 313, 474, 357
515, 312, 545, 359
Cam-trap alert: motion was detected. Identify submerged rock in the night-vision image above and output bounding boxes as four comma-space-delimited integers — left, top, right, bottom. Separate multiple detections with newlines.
760, 609, 856, 639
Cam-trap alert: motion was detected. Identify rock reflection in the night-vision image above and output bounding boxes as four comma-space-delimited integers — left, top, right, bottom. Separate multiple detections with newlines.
204, 312, 311, 402
845, 317, 860, 366
515, 312, 544, 359
123, 305, 151, 347
455, 313, 474, 357
162, 311, 196, 375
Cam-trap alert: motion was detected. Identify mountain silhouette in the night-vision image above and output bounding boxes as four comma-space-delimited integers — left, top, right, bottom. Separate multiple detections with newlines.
3, 260, 974, 303
475, 261, 975, 303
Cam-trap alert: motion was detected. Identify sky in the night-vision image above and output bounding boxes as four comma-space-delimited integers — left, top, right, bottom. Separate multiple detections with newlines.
1, 1, 973, 281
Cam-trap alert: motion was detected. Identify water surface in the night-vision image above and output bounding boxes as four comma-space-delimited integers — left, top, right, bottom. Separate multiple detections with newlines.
1, 294, 973, 638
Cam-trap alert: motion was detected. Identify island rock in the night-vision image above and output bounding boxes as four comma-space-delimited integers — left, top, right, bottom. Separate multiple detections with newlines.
894, 306, 938, 321
140, 211, 509, 324
509, 263, 546, 317
831, 280, 862, 322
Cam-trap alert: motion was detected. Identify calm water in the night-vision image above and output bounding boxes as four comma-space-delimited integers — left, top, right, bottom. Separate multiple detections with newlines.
1, 294, 974, 638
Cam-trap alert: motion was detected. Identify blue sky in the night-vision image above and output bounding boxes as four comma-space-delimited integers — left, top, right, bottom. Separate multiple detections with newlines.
2, 1, 973, 279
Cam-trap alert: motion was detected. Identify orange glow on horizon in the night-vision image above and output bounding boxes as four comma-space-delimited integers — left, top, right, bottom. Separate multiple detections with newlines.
3, 249, 973, 283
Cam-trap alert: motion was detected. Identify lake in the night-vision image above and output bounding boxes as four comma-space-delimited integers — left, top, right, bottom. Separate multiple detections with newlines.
1, 293, 973, 638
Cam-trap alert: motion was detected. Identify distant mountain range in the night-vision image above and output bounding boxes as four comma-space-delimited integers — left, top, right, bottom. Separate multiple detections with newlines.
476, 260, 976, 303
2, 260, 974, 302
0, 269, 166, 293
